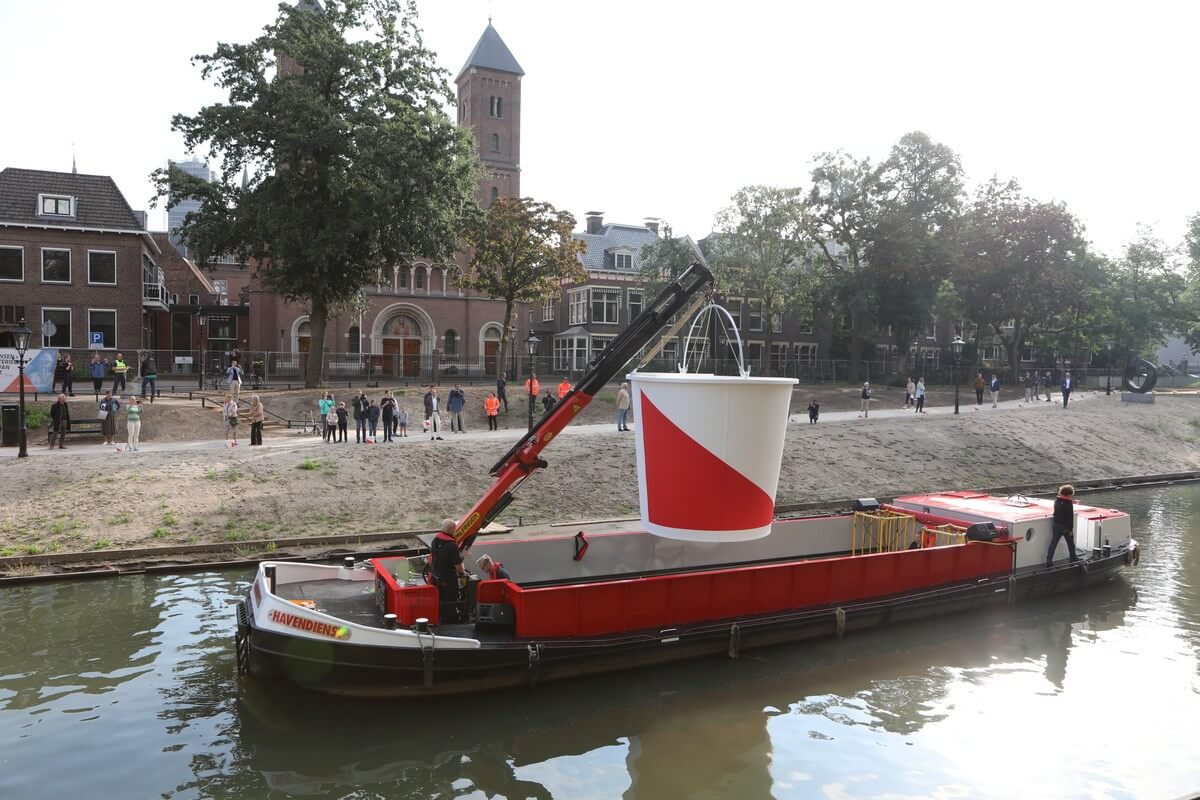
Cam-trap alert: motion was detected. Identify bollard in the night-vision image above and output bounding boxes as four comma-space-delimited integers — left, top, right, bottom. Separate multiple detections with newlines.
415, 617, 430, 633
344, 557, 355, 570
384, 613, 398, 630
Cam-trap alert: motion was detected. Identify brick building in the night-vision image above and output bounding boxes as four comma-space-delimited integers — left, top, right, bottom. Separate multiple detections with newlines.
0, 167, 168, 354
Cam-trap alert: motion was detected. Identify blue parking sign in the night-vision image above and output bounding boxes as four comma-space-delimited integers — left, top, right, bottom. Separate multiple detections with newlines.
90, 332, 104, 346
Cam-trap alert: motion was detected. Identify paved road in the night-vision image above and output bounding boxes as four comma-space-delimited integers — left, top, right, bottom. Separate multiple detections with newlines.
10, 389, 1100, 461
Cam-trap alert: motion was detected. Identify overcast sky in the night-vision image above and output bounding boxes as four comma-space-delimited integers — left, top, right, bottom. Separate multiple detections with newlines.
2, 0, 1196, 257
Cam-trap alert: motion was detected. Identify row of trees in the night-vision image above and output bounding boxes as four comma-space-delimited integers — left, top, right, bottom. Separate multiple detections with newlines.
644, 132, 1197, 381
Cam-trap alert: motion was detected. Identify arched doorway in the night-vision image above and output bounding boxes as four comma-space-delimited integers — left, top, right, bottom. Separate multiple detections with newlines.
479, 323, 503, 376
379, 310, 425, 377
292, 316, 311, 354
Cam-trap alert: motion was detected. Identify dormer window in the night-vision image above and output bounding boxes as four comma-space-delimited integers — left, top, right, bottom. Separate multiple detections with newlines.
38, 194, 74, 217
613, 252, 633, 270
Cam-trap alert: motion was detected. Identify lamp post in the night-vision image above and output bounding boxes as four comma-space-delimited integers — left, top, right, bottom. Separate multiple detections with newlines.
951, 336, 965, 415
526, 333, 540, 432
195, 308, 208, 389
13, 319, 32, 458
1105, 339, 1113, 396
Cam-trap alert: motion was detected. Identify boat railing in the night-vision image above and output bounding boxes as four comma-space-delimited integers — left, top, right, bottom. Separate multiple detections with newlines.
852, 510, 969, 555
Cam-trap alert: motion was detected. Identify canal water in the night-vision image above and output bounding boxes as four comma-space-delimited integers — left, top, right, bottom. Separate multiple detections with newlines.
1, 485, 1198, 799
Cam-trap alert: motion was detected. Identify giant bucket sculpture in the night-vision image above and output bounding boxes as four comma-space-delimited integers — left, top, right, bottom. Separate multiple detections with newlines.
629, 305, 797, 542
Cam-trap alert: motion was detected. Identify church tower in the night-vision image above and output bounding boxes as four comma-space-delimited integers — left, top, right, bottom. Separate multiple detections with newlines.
456, 24, 523, 206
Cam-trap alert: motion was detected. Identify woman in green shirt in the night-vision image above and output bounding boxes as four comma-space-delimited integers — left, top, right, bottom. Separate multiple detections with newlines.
125, 397, 143, 452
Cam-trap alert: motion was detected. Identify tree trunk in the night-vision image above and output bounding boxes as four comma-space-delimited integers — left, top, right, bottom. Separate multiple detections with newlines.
498, 299, 515, 381
848, 301, 868, 382
305, 302, 328, 389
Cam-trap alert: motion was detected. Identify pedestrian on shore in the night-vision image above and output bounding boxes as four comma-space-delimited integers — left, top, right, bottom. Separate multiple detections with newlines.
381, 391, 396, 442
859, 381, 872, 418
616, 382, 631, 431
124, 396, 143, 452
140, 353, 158, 403
396, 404, 408, 437
485, 391, 500, 430
448, 384, 466, 433
497, 373, 508, 413
424, 386, 443, 440
336, 402, 349, 442
1033, 371, 1042, 401
1044, 371, 1053, 402
989, 373, 1001, 408
1061, 371, 1073, 409
915, 377, 926, 413
222, 394, 239, 447
367, 400, 380, 442
1023, 372, 1032, 403
61, 353, 74, 396
98, 390, 120, 446
558, 377, 571, 399
974, 373, 985, 406
229, 347, 242, 368
525, 373, 540, 413
49, 393, 70, 449
53, 352, 67, 394
247, 394, 265, 446
89, 353, 107, 400
905, 376, 915, 408
542, 390, 557, 415
111, 353, 129, 394
353, 391, 370, 443
807, 399, 820, 424
1045, 484, 1080, 566
319, 392, 335, 443
226, 360, 244, 402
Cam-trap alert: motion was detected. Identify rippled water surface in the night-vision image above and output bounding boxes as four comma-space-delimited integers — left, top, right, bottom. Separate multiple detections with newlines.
2, 485, 1199, 799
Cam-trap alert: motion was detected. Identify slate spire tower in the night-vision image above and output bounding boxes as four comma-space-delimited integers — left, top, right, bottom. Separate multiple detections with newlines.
455, 24, 523, 206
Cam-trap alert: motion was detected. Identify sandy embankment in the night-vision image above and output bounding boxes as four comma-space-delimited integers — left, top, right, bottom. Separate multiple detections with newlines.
0, 390, 1196, 564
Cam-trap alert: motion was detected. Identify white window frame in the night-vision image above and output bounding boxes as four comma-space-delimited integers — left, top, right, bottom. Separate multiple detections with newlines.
746, 340, 765, 367
40, 247, 71, 284
795, 342, 818, 361
770, 342, 789, 371
627, 288, 643, 320
747, 299, 763, 332
726, 297, 743, 329
1022, 344, 1036, 362
612, 250, 633, 270
188, 293, 200, 305
661, 340, 678, 367
542, 297, 556, 322
568, 288, 588, 325
37, 193, 74, 217
0, 245, 23, 282
590, 287, 620, 325
41, 306, 72, 348
87, 249, 118, 286
88, 308, 117, 350
796, 311, 813, 335
590, 334, 615, 360
770, 311, 783, 334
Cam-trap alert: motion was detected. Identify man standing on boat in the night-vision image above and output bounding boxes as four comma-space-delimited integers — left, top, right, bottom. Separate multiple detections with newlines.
431, 518, 466, 622
1046, 484, 1080, 566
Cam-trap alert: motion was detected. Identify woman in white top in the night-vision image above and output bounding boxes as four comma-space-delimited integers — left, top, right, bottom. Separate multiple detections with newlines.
223, 394, 240, 447
914, 378, 927, 414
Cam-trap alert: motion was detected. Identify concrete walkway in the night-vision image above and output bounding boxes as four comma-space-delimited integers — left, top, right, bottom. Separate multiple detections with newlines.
12, 389, 1098, 461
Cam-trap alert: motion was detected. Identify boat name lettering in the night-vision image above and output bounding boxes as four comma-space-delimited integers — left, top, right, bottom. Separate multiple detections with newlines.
269, 609, 351, 640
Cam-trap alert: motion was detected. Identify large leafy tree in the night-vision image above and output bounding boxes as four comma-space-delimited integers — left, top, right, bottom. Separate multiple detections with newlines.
801, 151, 880, 379
639, 223, 701, 296
1103, 228, 1187, 363
709, 186, 807, 367
954, 178, 1090, 380
153, 0, 479, 387
867, 132, 964, 376
459, 197, 586, 376
1183, 212, 1200, 354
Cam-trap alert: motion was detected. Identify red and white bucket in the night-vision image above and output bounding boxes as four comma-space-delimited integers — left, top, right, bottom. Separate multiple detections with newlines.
629, 372, 796, 541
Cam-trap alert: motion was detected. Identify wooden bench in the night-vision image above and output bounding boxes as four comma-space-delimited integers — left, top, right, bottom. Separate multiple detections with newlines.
47, 418, 106, 442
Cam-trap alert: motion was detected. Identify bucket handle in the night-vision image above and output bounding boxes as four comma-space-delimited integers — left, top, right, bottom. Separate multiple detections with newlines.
682, 303, 750, 378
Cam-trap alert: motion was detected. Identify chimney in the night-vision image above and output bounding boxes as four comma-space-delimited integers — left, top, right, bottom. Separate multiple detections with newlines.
643, 217, 660, 236
133, 210, 148, 229
585, 211, 604, 235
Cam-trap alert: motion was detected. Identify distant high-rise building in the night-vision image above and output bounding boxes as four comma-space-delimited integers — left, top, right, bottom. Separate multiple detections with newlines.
167, 158, 213, 257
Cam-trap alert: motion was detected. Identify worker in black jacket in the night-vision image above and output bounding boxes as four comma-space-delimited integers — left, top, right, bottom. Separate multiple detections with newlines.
49, 394, 70, 449
352, 391, 370, 443
430, 518, 466, 622
1045, 484, 1080, 566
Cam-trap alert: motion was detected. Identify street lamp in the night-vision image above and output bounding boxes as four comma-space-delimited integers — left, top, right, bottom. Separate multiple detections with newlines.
526, 333, 540, 432
951, 336, 965, 415
195, 308, 208, 389
1105, 339, 1113, 396
13, 319, 32, 458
